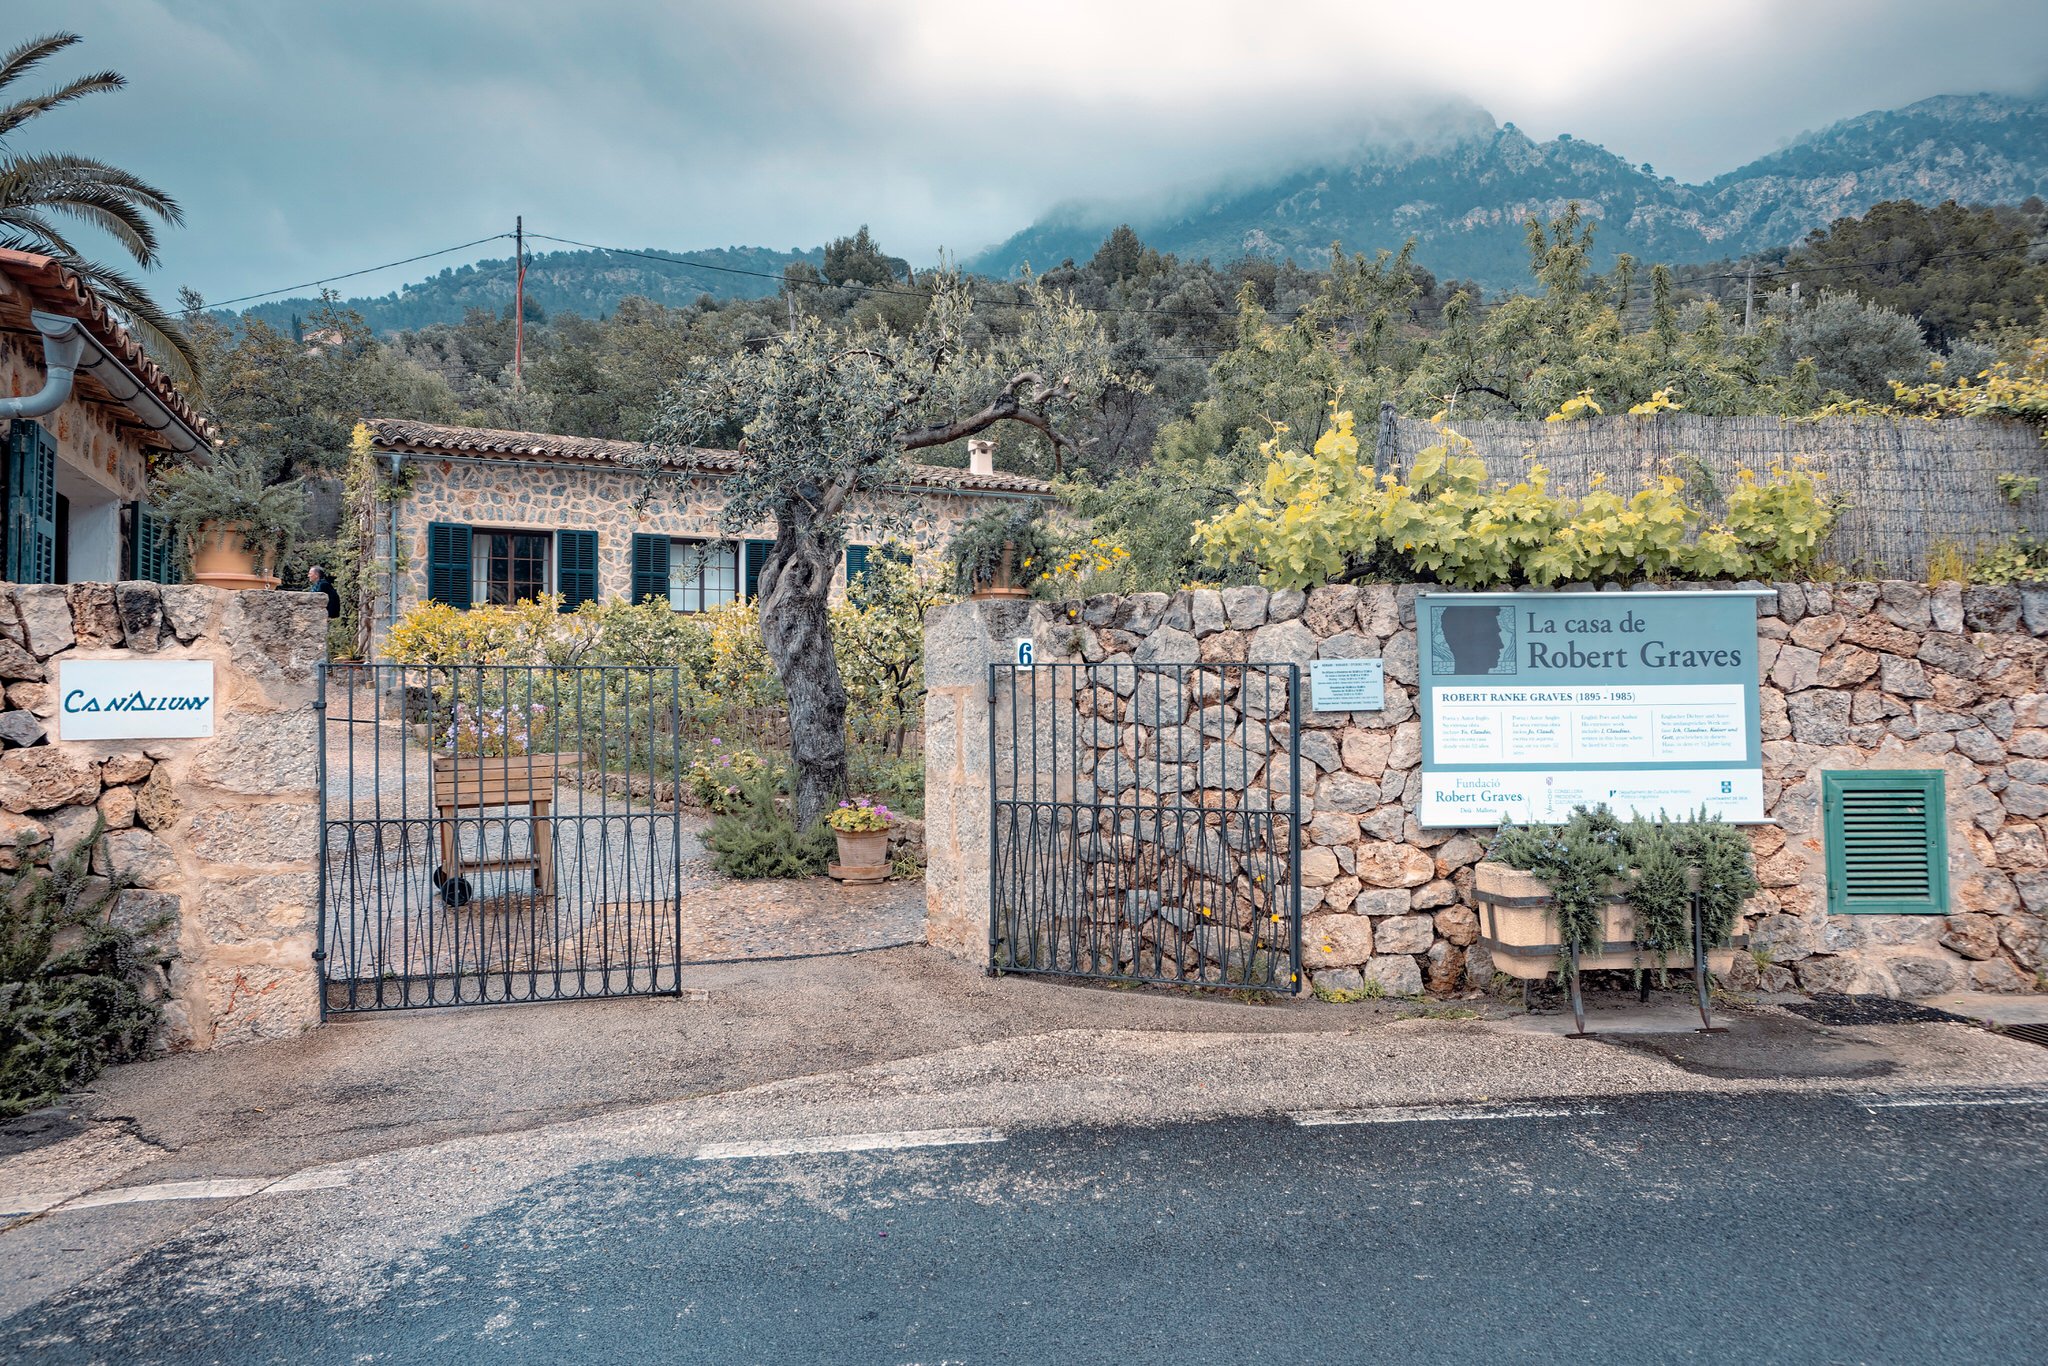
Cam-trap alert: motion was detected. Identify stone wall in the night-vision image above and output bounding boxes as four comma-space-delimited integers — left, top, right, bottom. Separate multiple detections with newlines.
371, 454, 1026, 649
0, 582, 327, 1050
923, 583, 2048, 999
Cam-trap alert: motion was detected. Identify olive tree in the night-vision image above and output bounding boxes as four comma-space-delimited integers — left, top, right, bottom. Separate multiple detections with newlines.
645, 272, 1117, 826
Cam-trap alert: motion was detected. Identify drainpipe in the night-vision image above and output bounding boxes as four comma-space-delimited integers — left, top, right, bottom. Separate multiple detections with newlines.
387, 452, 403, 646
0, 314, 88, 420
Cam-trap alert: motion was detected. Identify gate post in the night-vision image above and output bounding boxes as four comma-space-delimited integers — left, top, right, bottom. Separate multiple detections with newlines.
922, 598, 1050, 960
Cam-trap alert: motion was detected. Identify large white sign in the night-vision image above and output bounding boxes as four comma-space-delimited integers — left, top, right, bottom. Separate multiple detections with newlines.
57, 659, 216, 740
1417, 591, 1764, 825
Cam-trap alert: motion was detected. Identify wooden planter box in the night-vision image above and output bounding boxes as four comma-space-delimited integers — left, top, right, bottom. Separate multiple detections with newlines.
429, 751, 566, 904
1473, 860, 1745, 981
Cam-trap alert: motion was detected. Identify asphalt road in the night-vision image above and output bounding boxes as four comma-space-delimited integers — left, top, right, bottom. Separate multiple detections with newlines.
8, 1087, 2046, 1365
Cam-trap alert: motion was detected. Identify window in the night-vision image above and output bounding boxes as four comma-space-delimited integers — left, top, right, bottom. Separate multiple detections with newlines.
1823, 770, 1948, 915
669, 539, 740, 612
471, 530, 551, 606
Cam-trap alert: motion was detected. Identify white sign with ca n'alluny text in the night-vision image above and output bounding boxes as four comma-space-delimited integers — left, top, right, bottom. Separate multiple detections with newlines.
57, 659, 216, 741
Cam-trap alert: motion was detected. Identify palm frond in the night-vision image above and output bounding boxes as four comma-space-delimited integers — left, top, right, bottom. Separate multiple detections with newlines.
0, 154, 182, 266
0, 33, 83, 94
46, 253, 199, 381
0, 210, 83, 260
0, 69, 128, 140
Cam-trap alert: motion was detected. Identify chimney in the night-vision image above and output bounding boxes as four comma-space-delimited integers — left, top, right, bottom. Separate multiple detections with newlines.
968, 438, 995, 477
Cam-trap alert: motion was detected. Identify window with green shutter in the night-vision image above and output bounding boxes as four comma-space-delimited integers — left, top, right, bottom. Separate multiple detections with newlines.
129, 502, 177, 583
556, 529, 599, 611
743, 539, 773, 602
6, 420, 57, 585
427, 522, 473, 608
629, 533, 671, 605
845, 543, 869, 586
1823, 770, 1947, 914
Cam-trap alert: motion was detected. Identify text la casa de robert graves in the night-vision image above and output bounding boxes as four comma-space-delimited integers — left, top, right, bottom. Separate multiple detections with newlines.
1415, 591, 1765, 826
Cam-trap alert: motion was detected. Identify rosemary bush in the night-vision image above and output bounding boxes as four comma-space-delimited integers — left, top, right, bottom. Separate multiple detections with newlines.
150, 450, 307, 573
1, 827, 168, 1116
944, 507, 1056, 596
1489, 805, 1757, 979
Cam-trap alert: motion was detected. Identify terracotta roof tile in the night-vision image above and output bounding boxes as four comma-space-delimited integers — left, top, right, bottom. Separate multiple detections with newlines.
0, 249, 213, 450
363, 416, 1054, 496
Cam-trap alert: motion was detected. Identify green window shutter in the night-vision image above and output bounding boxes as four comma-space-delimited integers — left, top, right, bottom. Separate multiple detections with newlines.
129, 502, 176, 583
743, 539, 773, 602
845, 543, 869, 587
6, 420, 57, 585
630, 533, 671, 605
426, 522, 473, 608
556, 529, 599, 611
1823, 770, 1947, 915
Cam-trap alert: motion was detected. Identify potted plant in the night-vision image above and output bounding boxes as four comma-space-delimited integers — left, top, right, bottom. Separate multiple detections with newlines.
150, 452, 306, 590
946, 507, 1054, 600
1474, 805, 1756, 982
824, 795, 894, 880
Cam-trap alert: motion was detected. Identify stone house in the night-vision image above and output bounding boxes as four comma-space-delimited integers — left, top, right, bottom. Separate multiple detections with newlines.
359, 418, 1049, 650
0, 249, 213, 585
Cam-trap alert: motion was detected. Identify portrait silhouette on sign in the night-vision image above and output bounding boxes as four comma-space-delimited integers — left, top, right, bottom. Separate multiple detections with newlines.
1432, 605, 1515, 676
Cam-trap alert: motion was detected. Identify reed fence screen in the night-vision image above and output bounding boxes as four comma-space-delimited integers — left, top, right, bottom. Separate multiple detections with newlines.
1387, 415, 2046, 576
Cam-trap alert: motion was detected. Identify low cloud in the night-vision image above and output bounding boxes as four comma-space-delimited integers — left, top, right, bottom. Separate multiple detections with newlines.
13, 0, 2048, 303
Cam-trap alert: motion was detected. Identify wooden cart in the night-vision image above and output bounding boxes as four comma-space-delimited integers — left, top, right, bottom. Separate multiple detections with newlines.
429, 752, 561, 907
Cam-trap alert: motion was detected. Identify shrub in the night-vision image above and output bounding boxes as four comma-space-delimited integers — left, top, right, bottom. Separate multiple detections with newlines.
2, 826, 168, 1117
944, 506, 1057, 595
1194, 409, 1841, 589
702, 770, 833, 878
684, 743, 775, 813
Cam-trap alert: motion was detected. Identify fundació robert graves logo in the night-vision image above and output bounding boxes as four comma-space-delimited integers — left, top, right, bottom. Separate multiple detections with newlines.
1429, 604, 1516, 676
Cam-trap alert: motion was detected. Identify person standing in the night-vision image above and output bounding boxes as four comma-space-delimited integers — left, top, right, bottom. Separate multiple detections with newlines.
308, 565, 341, 619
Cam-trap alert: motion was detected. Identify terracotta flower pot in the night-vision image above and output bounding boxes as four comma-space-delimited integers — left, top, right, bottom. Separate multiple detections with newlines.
188, 521, 280, 591
969, 539, 1032, 601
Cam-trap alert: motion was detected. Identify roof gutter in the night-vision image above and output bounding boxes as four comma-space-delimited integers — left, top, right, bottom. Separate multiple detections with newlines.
1, 310, 209, 456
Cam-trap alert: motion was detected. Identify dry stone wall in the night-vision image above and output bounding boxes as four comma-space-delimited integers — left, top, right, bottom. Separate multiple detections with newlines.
924, 582, 2048, 1000
0, 582, 327, 1050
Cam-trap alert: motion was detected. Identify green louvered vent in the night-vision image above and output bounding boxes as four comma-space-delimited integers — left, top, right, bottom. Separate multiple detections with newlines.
1824, 771, 1946, 915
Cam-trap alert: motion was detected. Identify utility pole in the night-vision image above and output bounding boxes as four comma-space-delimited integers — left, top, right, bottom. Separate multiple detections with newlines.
1743, 263, 1755, 335
513, 215, 526, 388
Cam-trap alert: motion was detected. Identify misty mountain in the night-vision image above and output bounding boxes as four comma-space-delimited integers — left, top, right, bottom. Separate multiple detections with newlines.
970, 94, 2048, 286
232, 244, 823, 334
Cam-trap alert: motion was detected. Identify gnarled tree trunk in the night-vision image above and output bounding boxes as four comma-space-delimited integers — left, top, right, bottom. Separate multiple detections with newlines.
756, 515, 847, 830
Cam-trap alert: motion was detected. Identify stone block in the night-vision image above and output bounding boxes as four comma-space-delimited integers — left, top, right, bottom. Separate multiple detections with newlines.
1381, 630, 1418, 686
0, 711, 45, 748
1312, 967, 1364, 994
1962, 585, 2023, 633
1268, 589, 1307, 622
1351, 887, 1410, 917
0, 639, 44, 682
0, 747, 100, 814
1434, 904, 1479, 945
1316, 631, 1377, 661
1789, 614, 1848, 651
1434, 834, 1486, 874
193, 871, 317, 942
96, 785, 137, 831
1815, 646, 1878, 689
1882, 953, 1964, 998
1357, 841, 1434, 888
1877, 581, 1931, 631
1302, 913, 1375, 969
1373, 913, 1435, 954
1939, 913, 2001, 960
69, 582, 122, 649
1246, 619, 1318, 669
1362, 954, 1424, 996
158, 584, 219, 642
98, 752, 154, 786
1303, 585, 1360, 635
14, 584, 74, 657
1221, 586, 1268, 630
1769, 645, 1820, 692
203, 961, 319, 1047
1133, 626, 1198, 666
1929, 583, 1964, 632
95, 827, 179, 888
1300, 845, 1341, 887
1411, 878, 1457, 910
115, 582, 164, 652
135, 765, 181, 831
1425, 940, 1466, 995
1787, 691, 1851, 746
1189, 590, 1226, 637
185, 801, 318, 867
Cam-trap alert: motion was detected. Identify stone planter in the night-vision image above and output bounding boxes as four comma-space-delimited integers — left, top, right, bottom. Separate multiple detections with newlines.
1473, 860, 1743, 981
830, 827, 891, 883
187, 521, 280, 591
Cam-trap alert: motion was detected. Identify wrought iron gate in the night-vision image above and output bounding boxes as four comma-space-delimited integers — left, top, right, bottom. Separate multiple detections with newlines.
988, 659, 1302, 990
317, 661, 704, 1012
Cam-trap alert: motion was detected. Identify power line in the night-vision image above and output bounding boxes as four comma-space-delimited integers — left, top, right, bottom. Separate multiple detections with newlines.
178, 233, 515, 314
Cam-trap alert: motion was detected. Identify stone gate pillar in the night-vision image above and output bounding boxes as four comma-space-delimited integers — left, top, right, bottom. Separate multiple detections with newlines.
922, 598, 1050, 959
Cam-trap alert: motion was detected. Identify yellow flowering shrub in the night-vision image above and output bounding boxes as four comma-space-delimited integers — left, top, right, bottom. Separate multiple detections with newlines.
1193, 408, 1840, 589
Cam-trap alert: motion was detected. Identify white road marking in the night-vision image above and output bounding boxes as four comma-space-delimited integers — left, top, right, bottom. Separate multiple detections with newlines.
694, 1128, 1006, 1160
1855, 1088, 2048, 1111
10, 1170, 354, 1216
1294, 1103, 1606, 1127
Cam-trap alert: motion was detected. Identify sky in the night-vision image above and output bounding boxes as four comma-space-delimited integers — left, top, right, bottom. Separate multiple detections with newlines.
12, 0, 2048, 309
